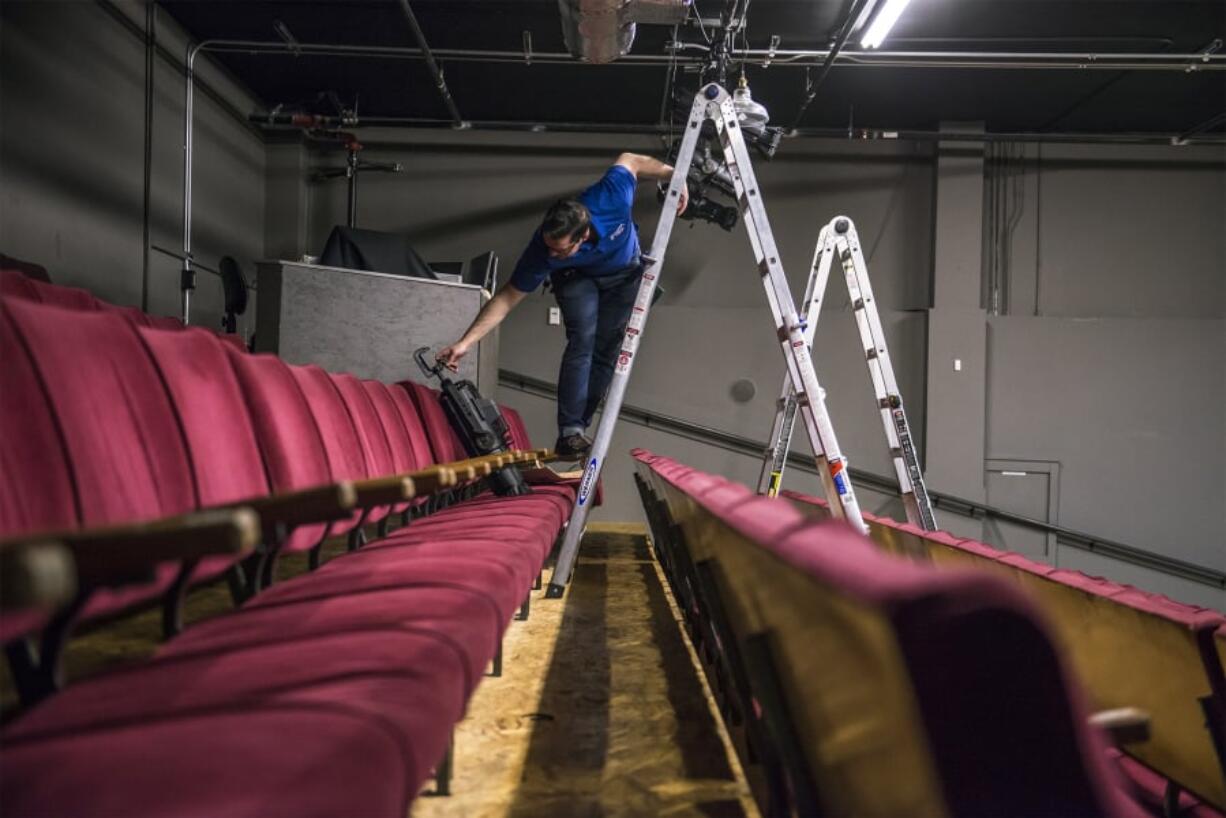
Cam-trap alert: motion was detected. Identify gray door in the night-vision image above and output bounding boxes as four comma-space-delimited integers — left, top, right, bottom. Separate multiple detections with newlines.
983, 461, 1059, 560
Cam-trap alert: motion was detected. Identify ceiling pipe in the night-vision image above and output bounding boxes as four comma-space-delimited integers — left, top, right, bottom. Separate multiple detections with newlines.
249, 113, 1226, 145
196, 39, 1226, 71
393, 0, 466, 128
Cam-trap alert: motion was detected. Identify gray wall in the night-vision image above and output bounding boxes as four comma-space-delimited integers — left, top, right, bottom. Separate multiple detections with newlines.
301, 128, 1224, 607
0, 0, 265, 334
301, 128, 933, 487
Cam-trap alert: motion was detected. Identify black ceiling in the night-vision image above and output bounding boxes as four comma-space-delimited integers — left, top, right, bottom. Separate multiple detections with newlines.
160, 0, 1226, 137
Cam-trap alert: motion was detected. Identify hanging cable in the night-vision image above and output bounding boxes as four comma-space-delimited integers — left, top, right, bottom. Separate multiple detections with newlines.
690, 0, 713, 45
659, 23, 681, 150
789, 0, 875, 131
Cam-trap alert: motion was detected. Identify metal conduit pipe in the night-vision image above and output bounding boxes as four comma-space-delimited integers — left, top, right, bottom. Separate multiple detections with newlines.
393, 0, 466, 128
193, 39, 1226, 70
181, 41, 203, 323
249, 113, 1226, 146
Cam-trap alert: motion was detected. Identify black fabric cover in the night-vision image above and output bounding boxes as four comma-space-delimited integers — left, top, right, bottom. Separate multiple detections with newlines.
319, 227, 437, 280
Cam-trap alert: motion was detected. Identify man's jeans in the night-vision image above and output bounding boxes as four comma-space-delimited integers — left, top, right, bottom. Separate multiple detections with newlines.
552, 264, 643, 437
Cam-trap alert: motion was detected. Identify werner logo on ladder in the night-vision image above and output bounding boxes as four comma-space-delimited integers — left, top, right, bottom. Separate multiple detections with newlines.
546, 83, 871, 597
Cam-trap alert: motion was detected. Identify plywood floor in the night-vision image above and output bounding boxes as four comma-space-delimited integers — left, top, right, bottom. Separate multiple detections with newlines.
414, 523, 758, 818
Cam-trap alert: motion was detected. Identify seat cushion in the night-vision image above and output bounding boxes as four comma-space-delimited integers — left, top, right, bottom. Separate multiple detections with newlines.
6, 628, 467, 742
163, 585, 502, 691
0, 704, 415, 818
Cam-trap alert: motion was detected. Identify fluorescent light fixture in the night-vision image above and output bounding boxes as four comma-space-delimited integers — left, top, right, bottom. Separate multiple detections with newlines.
860, 0, 913, 49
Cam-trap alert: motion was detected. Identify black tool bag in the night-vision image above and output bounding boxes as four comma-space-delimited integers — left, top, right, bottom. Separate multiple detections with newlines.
414, 348, 532, 497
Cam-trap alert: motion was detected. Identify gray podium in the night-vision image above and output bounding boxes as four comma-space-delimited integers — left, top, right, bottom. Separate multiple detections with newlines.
255, 260, 498, 391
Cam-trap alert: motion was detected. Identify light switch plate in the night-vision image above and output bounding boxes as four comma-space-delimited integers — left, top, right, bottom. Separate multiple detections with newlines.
548, 307, 561, 326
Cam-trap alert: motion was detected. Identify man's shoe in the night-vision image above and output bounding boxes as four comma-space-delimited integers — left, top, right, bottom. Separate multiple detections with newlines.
554, 433, 592, 460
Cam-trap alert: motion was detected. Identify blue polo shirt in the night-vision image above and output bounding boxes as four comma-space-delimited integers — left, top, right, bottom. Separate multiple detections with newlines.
509, 164, 641, 293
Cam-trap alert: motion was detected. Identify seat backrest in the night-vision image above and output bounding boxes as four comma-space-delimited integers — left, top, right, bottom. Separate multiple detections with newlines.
288, 364, 368, 531
145, 314, 185, 331
95, 301, 154, 328
0, 299, 77, 539
331, 373, 398, 520
225, 351, 335, 552
137, 326, 269, 507
331, 373, 396, 481
215, 332, 247, 352
361, 380, 428, 475
5, 299, 196, 526
25, 279, 99, 312
385, 384, 437, 468
401, 380, 466, 463
499, 405, 533, 450
0, 269, 41, 301
289, 365, 368, 482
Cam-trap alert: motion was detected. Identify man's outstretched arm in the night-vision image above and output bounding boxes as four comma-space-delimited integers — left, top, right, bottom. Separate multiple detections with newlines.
616, 153, 688, 213
436, 284, 528, 369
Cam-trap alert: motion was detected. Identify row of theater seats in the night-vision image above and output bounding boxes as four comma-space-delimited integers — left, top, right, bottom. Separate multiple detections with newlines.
0, 268, 246, 350
631, 450, 1226, 818
777, 488, 1226, 817
0, 282, 577, 816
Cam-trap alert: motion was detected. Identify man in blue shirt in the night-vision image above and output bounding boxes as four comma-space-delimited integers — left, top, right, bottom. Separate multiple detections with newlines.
438, 153, 687, 458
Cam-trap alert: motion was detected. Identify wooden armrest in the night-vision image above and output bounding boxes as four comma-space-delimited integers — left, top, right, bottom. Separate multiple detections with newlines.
0, 509, 261, 589
439, 453, 503, 472
408, 467, 457, 496
0, 540, 76, 613
236, 482, 358, 535
353, 475, 416, 508
1089, 707, 1151, 746
450, 463, 479, 481
521, 466, 584, 482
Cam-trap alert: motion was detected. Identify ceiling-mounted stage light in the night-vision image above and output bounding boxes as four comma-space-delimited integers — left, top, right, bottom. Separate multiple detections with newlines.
860, 0, 912, 49
732, 76, 770, 135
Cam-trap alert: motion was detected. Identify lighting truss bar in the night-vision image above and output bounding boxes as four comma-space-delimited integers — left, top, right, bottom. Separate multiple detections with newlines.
196, 39, 1226, 71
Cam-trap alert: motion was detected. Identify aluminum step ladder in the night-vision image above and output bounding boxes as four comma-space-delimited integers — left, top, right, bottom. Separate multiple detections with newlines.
546, 84, 868, 598
756, 216, 937, 531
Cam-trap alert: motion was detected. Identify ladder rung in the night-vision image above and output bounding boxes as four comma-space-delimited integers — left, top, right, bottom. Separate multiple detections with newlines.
852, 298, 865, 311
